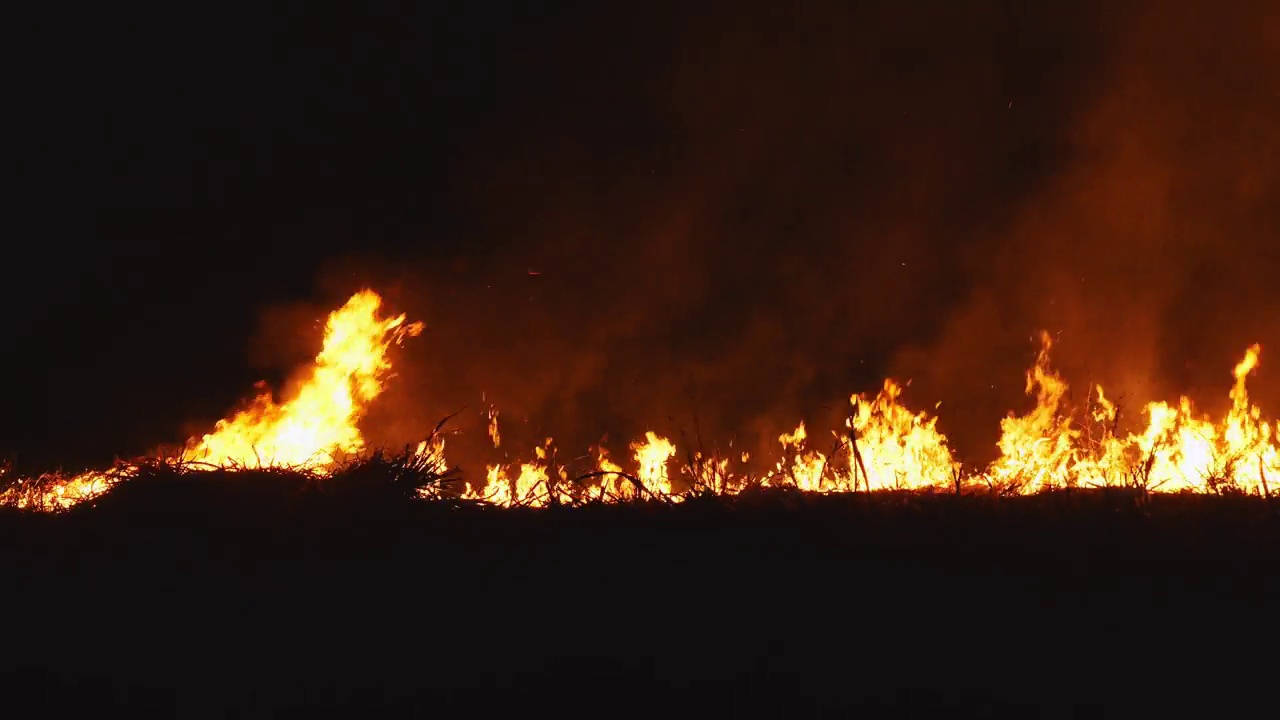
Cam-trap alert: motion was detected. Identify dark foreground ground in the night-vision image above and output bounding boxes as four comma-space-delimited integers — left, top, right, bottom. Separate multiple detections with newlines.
2, 474, 1277, 718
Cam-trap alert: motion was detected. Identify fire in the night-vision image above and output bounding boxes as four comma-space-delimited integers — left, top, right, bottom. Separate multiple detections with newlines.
632, 431, 677, 497
771, 422, 830, 492
1065, 385, 1129, 489
1, 290, 422, 510
3, 282, 1277, 513
848, 380, 958, 491
980, 338, 1278, 494
594, 446, 633, 501
1123, 344, 1276, 493
762, 381, 957, 493
0, 469, 118, 513
685, 451, 735, 495
472, 463, 549, 507
462, 438, 580, 507
1128, 398, 1218, 491
984, 333, 1079, 493
186, 290, 422, 467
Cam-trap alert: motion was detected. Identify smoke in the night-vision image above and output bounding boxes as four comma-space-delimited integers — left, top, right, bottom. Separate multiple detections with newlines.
892, 0, 1280, 460
292, 1, 1280, 471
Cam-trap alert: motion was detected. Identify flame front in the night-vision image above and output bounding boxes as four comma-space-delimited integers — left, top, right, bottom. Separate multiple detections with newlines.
453, 337, 1274, 506
979, 339, 1277, 494
4, 284, 1278, 513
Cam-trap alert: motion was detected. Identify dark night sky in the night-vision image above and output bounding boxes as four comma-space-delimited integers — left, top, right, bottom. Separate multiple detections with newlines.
6, 1, 1279, 473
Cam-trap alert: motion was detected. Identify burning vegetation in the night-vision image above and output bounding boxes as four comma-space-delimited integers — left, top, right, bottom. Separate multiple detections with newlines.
1, 290, 427, 510
2, 291, 1277, 512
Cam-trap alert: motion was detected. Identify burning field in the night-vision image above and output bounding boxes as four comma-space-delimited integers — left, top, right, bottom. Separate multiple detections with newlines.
8, 2, 1280, 714
3, 289, 1276, 512
5, 293, 1274, 716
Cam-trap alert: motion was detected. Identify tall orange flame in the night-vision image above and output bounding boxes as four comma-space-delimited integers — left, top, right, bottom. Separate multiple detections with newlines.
984, 333, 1078, 493
1, 290, 421, 510
186, 290, 422, 468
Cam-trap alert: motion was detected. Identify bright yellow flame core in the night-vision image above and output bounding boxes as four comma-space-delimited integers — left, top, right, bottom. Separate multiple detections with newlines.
980, 338, 1277, 494
850, 379, 959, 490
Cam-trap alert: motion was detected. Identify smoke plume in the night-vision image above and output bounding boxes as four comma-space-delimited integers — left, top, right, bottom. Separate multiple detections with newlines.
289, 1, 1280, 471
